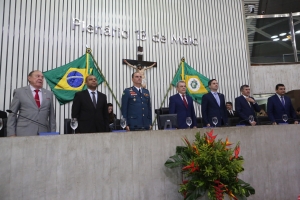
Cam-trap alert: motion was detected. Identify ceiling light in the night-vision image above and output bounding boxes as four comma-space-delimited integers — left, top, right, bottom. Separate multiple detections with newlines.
279, 33, 286, 36
271, 35, 278, 38
248, 5, 255, 13
282, 38, 289, 41
295, 30, 300, 34
273, 38, 280, 41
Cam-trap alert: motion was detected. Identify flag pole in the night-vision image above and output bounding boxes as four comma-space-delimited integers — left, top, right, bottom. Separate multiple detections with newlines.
87, 48, 121, 109
151, 57, 185, 127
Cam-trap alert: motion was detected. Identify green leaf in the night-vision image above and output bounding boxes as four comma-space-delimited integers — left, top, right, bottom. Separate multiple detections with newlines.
176, 146, 187, 154
235, 194, 247, 200
185, 187, 206, 200
164, 155, 183, 168
237, 178, 255, 196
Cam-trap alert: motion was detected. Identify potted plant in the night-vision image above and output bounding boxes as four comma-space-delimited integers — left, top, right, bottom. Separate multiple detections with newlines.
165, 130, 255, 200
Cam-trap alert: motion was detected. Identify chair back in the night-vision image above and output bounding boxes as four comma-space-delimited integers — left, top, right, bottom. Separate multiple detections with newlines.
0, 118, 7, 137
64, 119, 72, 134
257, 116, 272, 125
227, 117, 240, 126
196, 117, 203, 128
160, 107, 169, 114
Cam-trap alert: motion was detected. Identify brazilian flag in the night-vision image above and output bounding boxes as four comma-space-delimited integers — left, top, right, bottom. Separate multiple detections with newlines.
171, 59, 210, 104
43, 51, 104, 105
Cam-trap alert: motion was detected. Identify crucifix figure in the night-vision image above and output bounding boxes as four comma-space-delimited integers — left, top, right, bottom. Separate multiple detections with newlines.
123, 46, 157, 88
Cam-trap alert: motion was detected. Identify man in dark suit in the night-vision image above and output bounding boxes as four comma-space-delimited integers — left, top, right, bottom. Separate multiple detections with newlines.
169, 80, 197, 129
226, 102, 238, 118
267, 84, 298, 125
121, 72, 152, 131
235, 85, 261, 126
201, 79, 227, 127
72, 75, 110, 133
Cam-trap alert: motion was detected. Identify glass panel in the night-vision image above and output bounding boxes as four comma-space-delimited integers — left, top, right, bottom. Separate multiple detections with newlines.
293, 16, 300, 61
246, 17, 294, 64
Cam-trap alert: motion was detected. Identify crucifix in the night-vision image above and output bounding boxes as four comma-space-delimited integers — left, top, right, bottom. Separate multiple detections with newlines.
123, 46, 157, 88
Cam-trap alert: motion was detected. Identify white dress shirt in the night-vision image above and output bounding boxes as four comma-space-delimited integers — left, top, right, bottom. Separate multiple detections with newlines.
88, 89, 98, 103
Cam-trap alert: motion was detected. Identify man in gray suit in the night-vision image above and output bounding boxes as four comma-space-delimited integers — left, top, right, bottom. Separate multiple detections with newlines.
7, 70, 56, 136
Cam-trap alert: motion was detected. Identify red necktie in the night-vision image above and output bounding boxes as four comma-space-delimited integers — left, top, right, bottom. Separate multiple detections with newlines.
182, 94, 188, 108
34, 90, 40, 108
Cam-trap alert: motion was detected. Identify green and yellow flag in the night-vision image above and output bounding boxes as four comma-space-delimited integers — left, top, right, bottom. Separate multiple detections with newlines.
43, 50, 104, 105
171, 59, 210, 104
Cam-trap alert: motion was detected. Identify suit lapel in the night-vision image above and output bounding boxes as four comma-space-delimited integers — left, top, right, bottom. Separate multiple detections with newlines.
85, 90, 96, 109
132, 87, 138, 96
132, 87, 141, 97
185, 94, 192, 109
96, 91, 102, 108
241, 96, 251, 108
177, 93, 187, 109
209, 92, 219, 107
25, 85, 39, 108
40, 89, 48, 108
276, 95, 286, 109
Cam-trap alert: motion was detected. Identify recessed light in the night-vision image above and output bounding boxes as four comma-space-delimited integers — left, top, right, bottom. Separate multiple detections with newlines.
273, 38, 280, 41
271, 35, 278, 38
279, 33, 286, 36
295, 30, 300, 34
282, 38, 289, 41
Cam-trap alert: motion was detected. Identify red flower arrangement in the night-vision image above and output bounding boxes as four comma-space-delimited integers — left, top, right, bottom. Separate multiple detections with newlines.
165, 130, 255, 200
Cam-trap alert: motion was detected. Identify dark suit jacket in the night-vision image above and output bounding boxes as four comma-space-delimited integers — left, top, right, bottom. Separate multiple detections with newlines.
0, 111, 7, 118
267, 94, 297, 124
121, 87, 152, 130
72, 90, 110, 133
235, 95, 261, 125
0, 111, 7, 137
227, 110, 238, 118
201, 92, 228, 127
169, 93, 197, 129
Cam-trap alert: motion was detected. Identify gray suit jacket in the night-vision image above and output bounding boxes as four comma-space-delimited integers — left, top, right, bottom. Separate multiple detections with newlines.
7, 85, 56, 136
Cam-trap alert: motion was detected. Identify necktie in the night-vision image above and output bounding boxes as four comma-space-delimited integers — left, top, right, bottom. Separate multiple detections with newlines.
34, 90, 40, 108
139, 89, 142, 95
280, 96, 285, 106
213, 93, 220, 106
182, 94, 188, 108
91, 92, 97, 108
230, 110, 233, 116
246, 97, 251, 107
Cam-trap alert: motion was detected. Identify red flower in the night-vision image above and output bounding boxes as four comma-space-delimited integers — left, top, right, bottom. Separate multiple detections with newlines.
192, 145, 199, 155
225, 137, 232, 146
182, 161, 199, 172
206, 129, 217, 144
234, 145, 240, 159
182, 136, 192, 148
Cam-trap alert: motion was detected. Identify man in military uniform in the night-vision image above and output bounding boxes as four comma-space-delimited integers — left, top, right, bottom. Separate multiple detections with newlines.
121, 72, 152, 131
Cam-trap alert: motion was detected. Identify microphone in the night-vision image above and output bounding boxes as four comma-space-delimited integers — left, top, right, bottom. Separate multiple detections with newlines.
272, 118, 298, 123
6, 110, 48, 128
238, 118, 257, 125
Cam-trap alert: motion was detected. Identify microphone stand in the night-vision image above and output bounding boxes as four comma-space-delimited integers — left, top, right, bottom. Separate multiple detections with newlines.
6, 110, 48, 129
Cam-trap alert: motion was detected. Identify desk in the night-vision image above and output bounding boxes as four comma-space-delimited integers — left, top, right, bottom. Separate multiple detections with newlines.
0, 125, 299, 200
